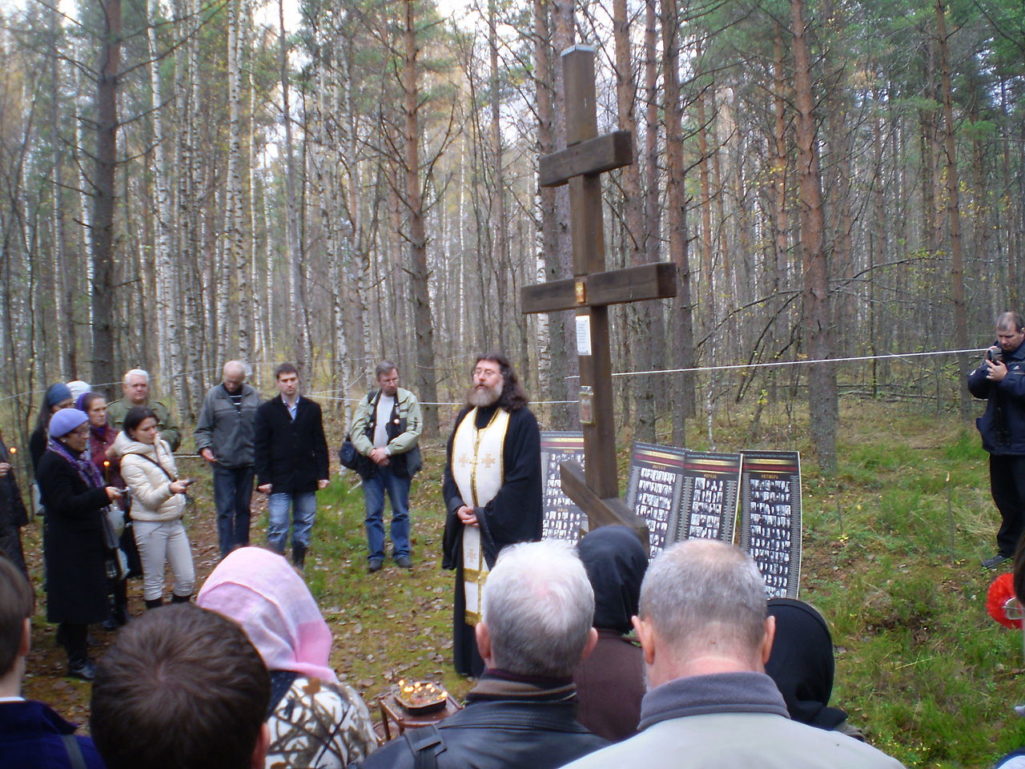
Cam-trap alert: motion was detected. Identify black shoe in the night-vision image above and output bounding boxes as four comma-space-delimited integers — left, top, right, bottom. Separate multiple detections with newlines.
293, 544, 307, 571
171, 594, 191, 604
983, 553, 1012, 569
394, 555, 412, 569
368, 558, 384, 573
67, 659, 96, 682
145, 598, 164, 610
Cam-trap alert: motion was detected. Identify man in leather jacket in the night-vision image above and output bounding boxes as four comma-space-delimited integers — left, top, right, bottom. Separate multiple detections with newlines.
358, 541, 607, 769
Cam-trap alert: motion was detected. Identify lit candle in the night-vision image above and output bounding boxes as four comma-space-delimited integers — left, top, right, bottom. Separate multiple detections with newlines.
103, 459, 111, 484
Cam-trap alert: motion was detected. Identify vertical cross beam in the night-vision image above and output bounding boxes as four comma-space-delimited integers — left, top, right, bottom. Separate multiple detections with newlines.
563, 46, 619, 501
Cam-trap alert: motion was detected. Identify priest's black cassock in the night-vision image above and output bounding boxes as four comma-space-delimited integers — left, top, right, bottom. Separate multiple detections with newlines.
442, 403, 543, 677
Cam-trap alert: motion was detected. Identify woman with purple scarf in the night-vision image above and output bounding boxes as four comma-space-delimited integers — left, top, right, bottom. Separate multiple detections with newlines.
35, 408, 123, 680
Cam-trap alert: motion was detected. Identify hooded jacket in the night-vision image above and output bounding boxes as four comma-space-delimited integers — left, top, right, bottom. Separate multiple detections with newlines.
117, 432, 186, 523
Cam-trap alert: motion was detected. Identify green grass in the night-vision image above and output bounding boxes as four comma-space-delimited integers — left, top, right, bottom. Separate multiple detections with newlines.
19, 400, 1025, 766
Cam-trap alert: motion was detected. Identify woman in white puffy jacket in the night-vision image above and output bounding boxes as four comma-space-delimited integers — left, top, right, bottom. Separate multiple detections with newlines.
117, 406, 195, 608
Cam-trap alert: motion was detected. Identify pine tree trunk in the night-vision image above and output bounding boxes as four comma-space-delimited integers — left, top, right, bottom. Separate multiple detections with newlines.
90, 0, 122, 397
790, 0, 837, 473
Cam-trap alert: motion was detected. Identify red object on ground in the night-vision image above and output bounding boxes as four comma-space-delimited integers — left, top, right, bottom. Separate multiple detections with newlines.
987, 572, 1022, 629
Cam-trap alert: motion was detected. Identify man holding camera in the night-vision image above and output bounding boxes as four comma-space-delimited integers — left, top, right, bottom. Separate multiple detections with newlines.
969, 311, 1025, 569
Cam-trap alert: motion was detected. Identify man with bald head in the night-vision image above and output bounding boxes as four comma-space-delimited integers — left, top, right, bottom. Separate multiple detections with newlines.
560, 540, 904, 769
195, 361, 261, 557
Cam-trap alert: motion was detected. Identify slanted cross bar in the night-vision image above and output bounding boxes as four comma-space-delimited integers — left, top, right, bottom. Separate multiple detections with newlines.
522, 46, 676, 545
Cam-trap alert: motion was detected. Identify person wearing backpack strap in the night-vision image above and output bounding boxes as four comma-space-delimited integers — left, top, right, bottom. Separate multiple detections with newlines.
349, 361, 422, 573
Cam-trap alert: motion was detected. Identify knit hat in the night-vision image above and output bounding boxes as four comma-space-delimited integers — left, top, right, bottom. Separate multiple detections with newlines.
48, 408, 89, 438
44, 383, 73, 409
67, 380, 91, 401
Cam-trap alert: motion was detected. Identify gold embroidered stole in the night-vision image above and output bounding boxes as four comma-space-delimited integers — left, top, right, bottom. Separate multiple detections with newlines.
452, 407, 510, 624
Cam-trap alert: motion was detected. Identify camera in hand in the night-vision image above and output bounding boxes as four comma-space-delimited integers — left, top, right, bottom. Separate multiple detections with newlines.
987, 346, 1004, 364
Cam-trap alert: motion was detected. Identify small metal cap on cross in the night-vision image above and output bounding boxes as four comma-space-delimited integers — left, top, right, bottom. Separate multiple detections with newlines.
522, 45, 677, 550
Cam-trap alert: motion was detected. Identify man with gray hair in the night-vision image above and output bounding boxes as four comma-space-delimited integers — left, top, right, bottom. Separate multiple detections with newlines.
107, 369, 181, 451
560, 540, 904, 769
360, 540, 607, 769
194, 361, 262, 557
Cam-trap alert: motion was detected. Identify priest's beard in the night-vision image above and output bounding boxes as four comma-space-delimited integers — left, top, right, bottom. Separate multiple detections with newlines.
467, 382, 501, 408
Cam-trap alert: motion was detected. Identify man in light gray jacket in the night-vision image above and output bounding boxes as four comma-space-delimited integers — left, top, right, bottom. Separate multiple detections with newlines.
559, 540, 905, 769
195, 361, 261, 557
350, 361, 422, 572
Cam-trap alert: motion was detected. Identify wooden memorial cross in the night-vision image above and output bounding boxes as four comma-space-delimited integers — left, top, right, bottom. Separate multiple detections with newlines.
521, 45, 676, 547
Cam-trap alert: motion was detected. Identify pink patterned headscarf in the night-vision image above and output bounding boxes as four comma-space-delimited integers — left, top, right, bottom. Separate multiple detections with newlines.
197, 547, 338, 683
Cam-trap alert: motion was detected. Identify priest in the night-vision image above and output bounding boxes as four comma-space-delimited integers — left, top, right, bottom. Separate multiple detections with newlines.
442, 353, 543, 677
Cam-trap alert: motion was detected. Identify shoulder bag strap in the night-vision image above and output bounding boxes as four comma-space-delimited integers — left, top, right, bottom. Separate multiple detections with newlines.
61, 734, 88, 769
402, 725, 446, 769
132, 453, 177, 483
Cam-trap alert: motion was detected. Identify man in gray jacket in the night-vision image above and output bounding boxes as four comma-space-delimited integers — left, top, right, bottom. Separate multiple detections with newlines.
559, 540, 905, 769
195, 361, 261, 557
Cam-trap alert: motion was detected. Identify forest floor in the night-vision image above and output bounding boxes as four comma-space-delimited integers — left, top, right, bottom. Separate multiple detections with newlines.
18, 399, 1025, 769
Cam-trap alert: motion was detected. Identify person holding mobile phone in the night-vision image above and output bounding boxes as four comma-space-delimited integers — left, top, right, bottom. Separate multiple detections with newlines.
116, 406, 195, 608
969, 311, 1025, 569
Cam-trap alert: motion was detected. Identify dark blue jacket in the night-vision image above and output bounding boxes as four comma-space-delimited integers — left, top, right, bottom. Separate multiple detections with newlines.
968, 340, 1025, 454
0, 700, 106, 769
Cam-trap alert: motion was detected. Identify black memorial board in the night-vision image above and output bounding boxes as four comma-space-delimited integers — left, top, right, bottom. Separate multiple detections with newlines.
677, 451, 741, 544
540, 432, 587, 543
739, 450, 802, 599
625, 443, 687, 558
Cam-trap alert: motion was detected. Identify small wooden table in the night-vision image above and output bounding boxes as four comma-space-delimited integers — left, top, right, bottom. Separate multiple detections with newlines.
377, 693, 463, 742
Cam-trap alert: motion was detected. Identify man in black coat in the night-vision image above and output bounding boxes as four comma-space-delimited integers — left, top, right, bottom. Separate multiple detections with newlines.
442, 353, 543, 677
969, 311, 1025, 569
254, 363, 329, 569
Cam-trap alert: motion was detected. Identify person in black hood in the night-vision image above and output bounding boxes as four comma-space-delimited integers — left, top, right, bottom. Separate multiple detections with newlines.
573, 525, 648, 741
765, 597, 863, 739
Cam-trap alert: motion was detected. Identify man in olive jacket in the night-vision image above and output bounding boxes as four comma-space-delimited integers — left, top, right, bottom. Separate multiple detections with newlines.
253, 363, 329, 569
195, 360, 261, 558
349, 361, 422, 572
107, 369, 181, 452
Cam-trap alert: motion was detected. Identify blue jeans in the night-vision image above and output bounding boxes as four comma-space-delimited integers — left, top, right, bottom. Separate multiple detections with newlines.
363, 466, 411, 560
212, 464, 254, 557
267, 491, 317, 553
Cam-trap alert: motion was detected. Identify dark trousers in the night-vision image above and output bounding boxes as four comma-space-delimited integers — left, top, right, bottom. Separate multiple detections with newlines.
58, 622, 88, 665
212, 464, 254, 557
990, 454, 1025, 556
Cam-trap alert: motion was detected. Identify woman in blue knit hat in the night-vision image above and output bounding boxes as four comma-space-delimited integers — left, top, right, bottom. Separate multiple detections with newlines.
35, 408, 123, 680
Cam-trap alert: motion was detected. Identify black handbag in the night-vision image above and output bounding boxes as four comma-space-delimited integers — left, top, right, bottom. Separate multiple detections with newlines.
339, 436, 361, 470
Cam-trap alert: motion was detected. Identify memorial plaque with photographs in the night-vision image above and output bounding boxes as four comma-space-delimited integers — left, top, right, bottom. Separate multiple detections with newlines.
540, 432, 587, 543
625, 442, 687, 558
677, 451, 741, 544
739, 450, 802, 599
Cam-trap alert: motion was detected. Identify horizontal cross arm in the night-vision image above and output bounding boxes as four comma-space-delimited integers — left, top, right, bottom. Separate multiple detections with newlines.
539, 131, 633, 188
521, 262, 678, 315
560, 460, 650, 553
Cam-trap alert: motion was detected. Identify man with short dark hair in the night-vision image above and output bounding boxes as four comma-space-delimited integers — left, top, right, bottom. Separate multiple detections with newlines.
254, 363, 330, 569
350, 361, 422, 572
442, 353, 543, 676
361, 540, 607, 769
0, 557, 105, 768
195, 360, 262, 557
107, 368, 181, 451
970, 311, 1025, 569
560, 540, 905, 769
90, 603, 270, 769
